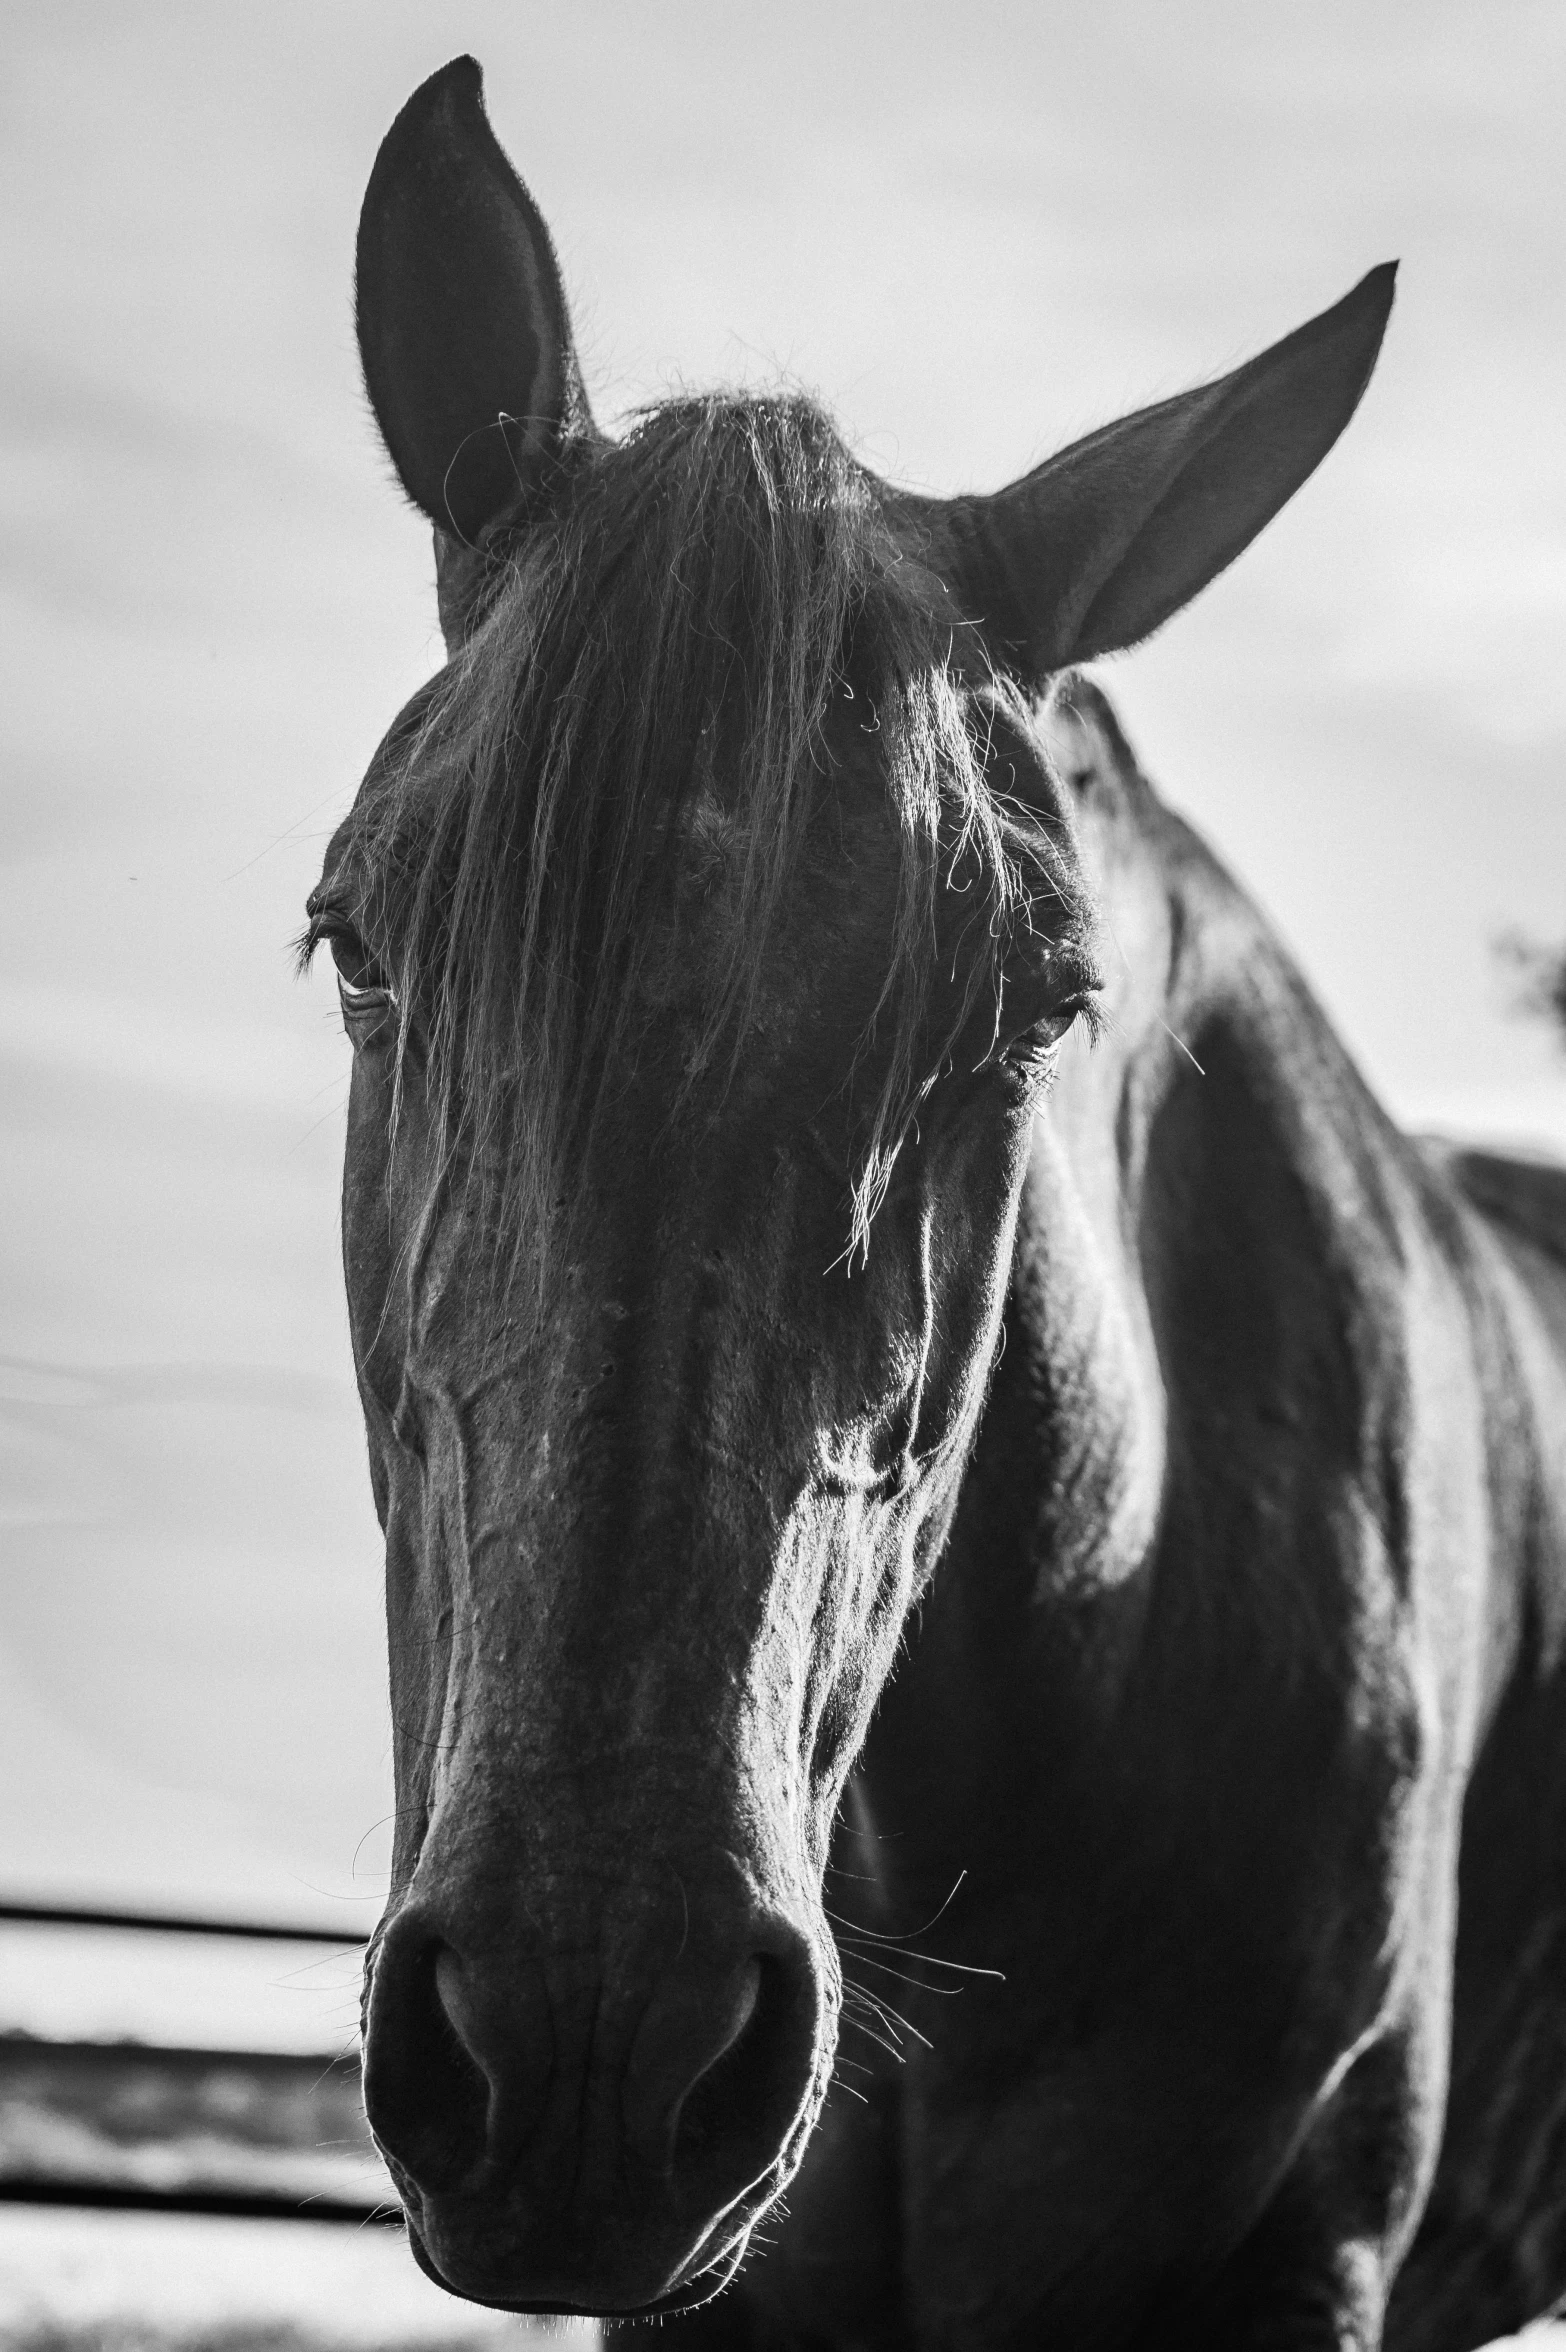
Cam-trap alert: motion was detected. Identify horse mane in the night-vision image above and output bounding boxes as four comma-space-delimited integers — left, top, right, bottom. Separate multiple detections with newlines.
324, 393, 1079, 1266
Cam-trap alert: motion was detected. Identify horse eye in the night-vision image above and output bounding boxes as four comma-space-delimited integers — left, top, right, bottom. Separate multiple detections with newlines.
329, 929, 394, 1007
1001, 1000, 1088, 1077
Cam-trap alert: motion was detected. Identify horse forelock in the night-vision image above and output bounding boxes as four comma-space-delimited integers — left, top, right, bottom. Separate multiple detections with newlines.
329, 391, 1088, 1270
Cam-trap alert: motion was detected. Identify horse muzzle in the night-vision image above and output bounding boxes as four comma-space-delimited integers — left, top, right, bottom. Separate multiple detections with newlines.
360, 1860, 829, 2313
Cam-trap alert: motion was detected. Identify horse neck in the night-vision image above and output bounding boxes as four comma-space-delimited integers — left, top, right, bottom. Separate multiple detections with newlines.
849, 682, 1403, 1917
997, 689, 1231, 1620
1011, 676, 1397, 1616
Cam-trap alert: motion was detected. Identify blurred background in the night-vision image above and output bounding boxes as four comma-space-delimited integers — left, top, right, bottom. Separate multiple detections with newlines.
1, 0, 1562, 2342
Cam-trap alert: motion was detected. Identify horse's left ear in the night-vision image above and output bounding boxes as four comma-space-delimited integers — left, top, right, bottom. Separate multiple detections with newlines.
893, 264, 1396, 683
356, 56, 592, 568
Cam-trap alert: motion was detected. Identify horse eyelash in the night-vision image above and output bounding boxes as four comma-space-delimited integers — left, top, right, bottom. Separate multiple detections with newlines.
296, 905, 362, 973
294, 909, 336, 974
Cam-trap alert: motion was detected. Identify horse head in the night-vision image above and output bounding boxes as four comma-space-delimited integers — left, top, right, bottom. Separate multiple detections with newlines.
314, 56, 1392, 2316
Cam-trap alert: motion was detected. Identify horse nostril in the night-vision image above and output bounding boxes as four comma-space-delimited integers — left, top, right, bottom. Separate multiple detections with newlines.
433, 1944, 482, 2055
675, 1959, 761, 2147
362, 1925, 489, 2196
673, 1946, 815, 2194
724, 1959, 762, 2048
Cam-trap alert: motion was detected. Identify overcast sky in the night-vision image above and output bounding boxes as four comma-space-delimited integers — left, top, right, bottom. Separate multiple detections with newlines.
2, 0, 1564, 1929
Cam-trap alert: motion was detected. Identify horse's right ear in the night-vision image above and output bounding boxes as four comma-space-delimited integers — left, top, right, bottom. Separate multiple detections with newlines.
356, 57, 590, 555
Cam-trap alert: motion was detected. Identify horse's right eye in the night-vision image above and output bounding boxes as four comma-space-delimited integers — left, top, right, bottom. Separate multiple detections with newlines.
329, 929, 395, 1008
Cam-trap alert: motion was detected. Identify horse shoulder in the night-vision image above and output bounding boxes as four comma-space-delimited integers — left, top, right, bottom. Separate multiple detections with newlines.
1377, 1143, 1566, 2344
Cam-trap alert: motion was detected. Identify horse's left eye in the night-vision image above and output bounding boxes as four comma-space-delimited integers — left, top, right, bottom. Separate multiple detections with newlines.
1001, 999, 1090, 1080
1003, 1027, 1065, 1078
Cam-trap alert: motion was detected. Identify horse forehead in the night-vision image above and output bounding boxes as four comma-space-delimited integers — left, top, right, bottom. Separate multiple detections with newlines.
662, 758, 907, 988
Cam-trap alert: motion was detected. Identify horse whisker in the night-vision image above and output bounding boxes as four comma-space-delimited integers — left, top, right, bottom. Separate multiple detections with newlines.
840, 1994, 907, 2063
847, 1982, 933, 2053
846, 1951, 962, 1997
838, 1935, 1005, 1982
823, 1867, 969, 1942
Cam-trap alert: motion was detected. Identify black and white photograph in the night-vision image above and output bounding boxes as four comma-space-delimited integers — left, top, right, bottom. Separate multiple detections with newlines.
2, 5, 1564, 2347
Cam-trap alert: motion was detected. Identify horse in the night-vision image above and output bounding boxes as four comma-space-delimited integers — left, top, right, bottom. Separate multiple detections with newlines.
308, 56, 1566, 2351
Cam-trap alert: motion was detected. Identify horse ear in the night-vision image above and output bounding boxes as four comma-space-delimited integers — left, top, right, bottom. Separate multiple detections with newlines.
895, 264, 1395, 683
355, 57, 591, 550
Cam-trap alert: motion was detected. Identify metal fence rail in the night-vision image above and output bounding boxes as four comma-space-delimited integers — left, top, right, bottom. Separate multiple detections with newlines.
0, 1900, 390, 2223
0, 2180, 399, 2223
0, 1902, 371, 1944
